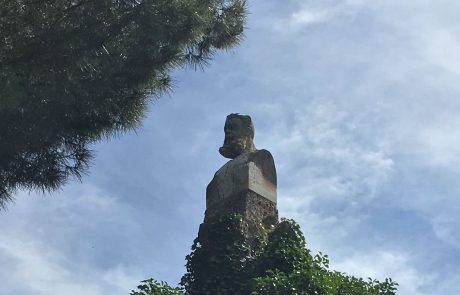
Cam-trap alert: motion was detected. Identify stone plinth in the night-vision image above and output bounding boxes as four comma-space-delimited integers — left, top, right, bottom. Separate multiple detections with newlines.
205, 149, 278, 230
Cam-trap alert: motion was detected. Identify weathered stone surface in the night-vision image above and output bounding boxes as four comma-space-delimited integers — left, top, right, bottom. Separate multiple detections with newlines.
206, 149, 277, 207
218, 113, 256, 159
204, 113, 278, 233
205, 190, 278, 230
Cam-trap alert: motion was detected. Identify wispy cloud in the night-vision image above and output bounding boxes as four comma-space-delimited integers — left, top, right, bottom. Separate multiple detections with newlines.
0, 225, 141, 295
333, 251, 431, 295
242, 1, 460, 294
276, 0, 375, 30
269, 101, 394, 215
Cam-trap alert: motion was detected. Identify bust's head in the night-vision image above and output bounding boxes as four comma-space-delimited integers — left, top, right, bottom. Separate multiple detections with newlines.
219, 113, 256, 159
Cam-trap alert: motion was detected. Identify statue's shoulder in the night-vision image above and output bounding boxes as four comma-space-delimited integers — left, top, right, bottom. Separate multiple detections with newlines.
247, 149, 274, 163
248, 149, 276, 185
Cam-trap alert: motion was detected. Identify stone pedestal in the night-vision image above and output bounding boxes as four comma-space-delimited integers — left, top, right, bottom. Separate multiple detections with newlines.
205, 149, 278, 231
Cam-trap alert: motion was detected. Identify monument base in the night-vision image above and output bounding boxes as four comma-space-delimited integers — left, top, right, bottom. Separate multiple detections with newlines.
204, 190, 278, 240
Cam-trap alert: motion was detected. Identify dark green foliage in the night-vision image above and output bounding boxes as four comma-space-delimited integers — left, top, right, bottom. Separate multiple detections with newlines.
0, 0, 247, 207
249, 219, 324, 295
131, 279, 184, 295
251, 220, 313, 275
167, 217, 398, 295
180, 214, 259, 295
250, 219, 398, 295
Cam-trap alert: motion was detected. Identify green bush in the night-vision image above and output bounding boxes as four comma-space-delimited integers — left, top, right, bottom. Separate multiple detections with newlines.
130, 279, 184, 295
134, 217, 398, 295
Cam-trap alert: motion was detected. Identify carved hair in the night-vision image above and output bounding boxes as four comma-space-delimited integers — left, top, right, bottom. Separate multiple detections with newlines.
226, 113, 255, 139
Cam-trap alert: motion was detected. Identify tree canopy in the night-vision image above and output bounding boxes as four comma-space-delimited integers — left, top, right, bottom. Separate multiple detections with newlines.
0, 0, 246, 208
132, 217, 398, 295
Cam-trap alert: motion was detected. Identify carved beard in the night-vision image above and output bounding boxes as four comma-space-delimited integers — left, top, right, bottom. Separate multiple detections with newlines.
219, 136, 245, 159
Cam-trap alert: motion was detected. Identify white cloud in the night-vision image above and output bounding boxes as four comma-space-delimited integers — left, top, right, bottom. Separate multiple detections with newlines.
0, 234, 141, 295
333, 251, 432, 295
416, 116, 460, 168
272, 101, 394, 211
278, 0, 380, 30
290, 9, 335, 26
246, 2, 460, 294
431, 214, 460, 249
0, 185, 146, 295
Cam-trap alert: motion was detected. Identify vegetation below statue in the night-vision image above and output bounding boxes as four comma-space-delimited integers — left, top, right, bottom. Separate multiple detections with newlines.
130, 216, 398, 295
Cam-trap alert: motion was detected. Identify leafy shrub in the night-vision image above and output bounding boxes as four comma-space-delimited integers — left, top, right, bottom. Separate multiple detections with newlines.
136, 217, 398, 295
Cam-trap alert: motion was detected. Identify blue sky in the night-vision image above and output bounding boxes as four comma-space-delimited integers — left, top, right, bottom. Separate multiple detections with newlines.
2, 1, 460, 294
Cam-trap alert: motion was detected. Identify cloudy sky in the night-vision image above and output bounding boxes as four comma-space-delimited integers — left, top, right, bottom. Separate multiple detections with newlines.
2, 1, 460, 294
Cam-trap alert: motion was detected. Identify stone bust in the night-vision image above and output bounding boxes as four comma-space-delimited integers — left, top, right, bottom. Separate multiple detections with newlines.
206, 114, 277, 219
219, 113, 256, 159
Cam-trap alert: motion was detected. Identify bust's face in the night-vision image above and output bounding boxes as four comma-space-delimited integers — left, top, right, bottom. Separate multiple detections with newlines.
219, 117, 247, 159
